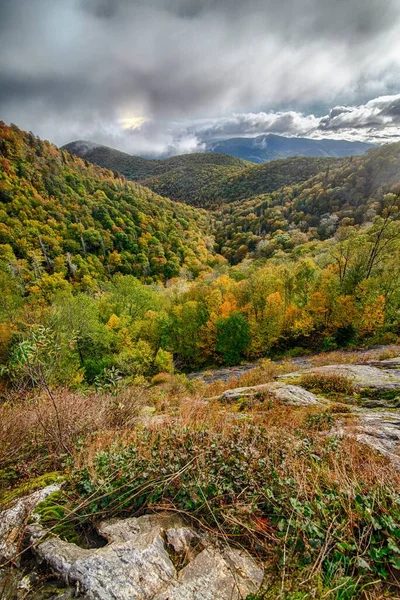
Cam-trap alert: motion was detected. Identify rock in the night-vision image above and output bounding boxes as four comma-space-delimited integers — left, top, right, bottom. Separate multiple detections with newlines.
336, 410, 400, 469
283, 364, 400, 390
0, 484, 61, 562
265, 382, 327, 406
214, 382, 326, 406
166, 526, 202, 558
364, 357, 400, 369
153, 546, 263, 600
29, 513, 263, 600
189, 363, 258, 384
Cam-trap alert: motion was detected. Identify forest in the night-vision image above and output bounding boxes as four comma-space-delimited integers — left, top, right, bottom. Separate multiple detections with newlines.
0, 122, 399, 388
1, 122, 400, 600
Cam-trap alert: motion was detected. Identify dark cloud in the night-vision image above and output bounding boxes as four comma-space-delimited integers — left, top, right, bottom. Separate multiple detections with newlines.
0, 0, 399, 152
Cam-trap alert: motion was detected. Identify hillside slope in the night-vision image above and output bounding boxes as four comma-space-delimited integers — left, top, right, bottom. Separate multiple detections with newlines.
0, 123, 219, 288
64, 140, 340, 207
62, 141, 249, 179
214, 142, 400, 262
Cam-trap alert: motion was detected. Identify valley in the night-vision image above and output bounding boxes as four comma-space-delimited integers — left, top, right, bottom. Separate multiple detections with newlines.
1, 122, 400, 600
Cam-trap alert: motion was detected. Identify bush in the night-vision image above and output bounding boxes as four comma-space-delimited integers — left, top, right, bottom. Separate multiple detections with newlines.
300, 372, 355, 396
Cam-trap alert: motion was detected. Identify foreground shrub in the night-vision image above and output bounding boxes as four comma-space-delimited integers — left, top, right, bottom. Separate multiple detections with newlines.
64, 424, 400, 593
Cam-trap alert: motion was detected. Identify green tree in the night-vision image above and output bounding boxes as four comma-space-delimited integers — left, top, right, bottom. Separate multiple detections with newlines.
216, 312, 250, 365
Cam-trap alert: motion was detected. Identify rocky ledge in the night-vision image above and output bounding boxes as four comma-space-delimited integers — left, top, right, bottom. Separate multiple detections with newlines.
1, 491, 263, 600
208, 357, 400, 468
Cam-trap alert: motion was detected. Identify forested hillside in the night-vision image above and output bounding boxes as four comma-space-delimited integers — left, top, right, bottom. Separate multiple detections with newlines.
214, 143, 400, 262
0, 122, 399, 385
65, 141, 341, 207
63, 141, 250, 206
63, 141, 249, 181
0, 123, 220, 291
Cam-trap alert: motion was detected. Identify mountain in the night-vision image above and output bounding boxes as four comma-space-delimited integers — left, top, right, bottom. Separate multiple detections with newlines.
206, 134, 375, 163
62, 141, 249, 181
0, 122, 219, 287
208, 156, 342, 204
63, 140, 339, 207
213, 142, 400, 263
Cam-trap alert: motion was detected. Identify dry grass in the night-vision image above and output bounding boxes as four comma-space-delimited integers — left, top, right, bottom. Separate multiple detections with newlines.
204, 359, 296, 397
299, 372, 356, 396
310, 345, 400, 367
0, 387, 153, 489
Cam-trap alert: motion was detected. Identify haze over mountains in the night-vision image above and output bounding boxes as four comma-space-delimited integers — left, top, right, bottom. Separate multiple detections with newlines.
64, 134, 374, 167
205, 134, 375, 163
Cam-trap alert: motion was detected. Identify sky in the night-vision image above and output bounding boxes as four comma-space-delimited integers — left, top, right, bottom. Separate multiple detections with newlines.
1, 0, 400, 156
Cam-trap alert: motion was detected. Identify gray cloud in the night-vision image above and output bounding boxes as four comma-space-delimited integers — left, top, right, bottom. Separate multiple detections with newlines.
0, 0, 400, 153
319, 95, 400, 132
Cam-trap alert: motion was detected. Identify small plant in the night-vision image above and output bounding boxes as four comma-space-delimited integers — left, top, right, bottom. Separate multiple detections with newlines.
300, 372, 355, 397
305, 410, 335, 431
94, 366, 124, 395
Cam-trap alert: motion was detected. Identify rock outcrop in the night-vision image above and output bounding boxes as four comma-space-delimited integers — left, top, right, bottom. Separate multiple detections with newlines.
0, 483, 61, 562
209, 356, 400, 468
336, 409, 400, 469
212, 382, 326, 406
27, 513, 263, 600
282, 364, 400, 390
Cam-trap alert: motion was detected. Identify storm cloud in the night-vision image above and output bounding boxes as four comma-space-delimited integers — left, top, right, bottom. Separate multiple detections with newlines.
1, 0, 400, 154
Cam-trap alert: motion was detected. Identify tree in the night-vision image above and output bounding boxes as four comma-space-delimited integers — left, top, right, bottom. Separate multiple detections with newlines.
216, 312, 250, 365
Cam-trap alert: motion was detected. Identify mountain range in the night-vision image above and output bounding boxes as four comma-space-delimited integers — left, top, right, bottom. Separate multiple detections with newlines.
205, 133, 375, 163
2, 123, 400, 281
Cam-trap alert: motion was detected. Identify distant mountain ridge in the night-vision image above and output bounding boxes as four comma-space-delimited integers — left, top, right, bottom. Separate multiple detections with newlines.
62, 140, 340, 207
62, 141, 249, 181
205, 134, 375, 163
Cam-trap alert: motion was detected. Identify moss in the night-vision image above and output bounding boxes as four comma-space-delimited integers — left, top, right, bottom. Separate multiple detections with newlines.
34, 491, 82, 545
359, 387, 400, 403
0, 472, 63, 507
34, 491, 108, 548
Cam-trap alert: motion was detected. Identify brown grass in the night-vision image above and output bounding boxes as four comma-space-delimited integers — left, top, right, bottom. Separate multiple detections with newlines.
204, 359, 296, 397
0, 387, 153, 488
310, 345, 400, 367
299, 372, 355, 396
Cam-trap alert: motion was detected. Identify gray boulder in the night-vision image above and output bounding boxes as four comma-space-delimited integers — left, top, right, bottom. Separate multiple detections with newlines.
215, 382, 326, 406
29, 513, 263, 600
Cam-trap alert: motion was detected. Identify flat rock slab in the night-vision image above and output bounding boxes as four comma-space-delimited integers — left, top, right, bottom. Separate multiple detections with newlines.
189, 363, 258, 384
282, 364, 400, 390
214, 382, 326, 406
364, 357, 400, 369
29, 513, 263, 600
